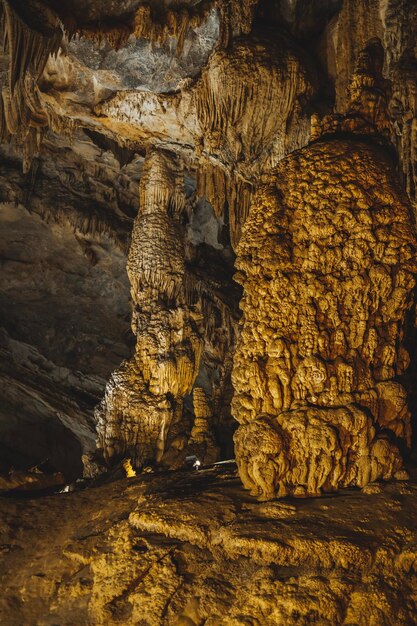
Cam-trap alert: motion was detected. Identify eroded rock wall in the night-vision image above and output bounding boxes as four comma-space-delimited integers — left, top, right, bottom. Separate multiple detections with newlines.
320, 0, 417, 208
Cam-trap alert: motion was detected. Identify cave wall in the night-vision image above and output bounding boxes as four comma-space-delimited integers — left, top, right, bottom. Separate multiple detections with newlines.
0, 197, 132, 478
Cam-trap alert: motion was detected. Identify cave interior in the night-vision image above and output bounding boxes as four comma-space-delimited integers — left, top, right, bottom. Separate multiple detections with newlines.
1, 1, 417, 624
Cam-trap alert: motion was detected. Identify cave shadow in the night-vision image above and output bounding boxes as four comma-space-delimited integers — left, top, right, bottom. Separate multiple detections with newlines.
400, 291, 417, 465
0, 416, 84, 482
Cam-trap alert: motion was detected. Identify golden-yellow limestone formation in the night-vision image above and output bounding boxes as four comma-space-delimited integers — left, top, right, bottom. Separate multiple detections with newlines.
188, 387, 220, 465
95, 148, 203, 469
232, 50, 417, 500
195, 35, 315, 247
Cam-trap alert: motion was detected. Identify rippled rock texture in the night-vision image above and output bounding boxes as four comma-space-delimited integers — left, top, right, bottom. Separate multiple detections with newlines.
2, 468, 417, 625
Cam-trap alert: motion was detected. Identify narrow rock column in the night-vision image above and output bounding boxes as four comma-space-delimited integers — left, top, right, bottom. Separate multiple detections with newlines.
188, 387, 220, 465
232, 46, 417, 499
95, 148, 203, 469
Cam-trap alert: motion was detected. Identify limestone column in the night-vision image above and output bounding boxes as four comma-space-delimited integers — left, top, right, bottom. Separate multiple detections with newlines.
95, 148, 203, 469
232, 44, 417, 499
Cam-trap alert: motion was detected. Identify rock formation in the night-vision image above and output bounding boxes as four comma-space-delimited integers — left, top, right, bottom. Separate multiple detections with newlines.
0, 0, 62, 171
3, 467, 417, 625
0, 0, 416, 489
1, 0, 417, 624
195, 32, 316, 247
96, 148, 204, 469
232, 46, 417, 499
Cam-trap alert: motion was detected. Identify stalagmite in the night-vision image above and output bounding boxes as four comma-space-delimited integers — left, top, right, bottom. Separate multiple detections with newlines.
95, 148, 203, 469
232, 44, 417, 500
188, 387, 220, 465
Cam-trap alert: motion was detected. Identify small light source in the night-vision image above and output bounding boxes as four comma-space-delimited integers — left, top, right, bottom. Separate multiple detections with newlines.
193, 459, 201, 470
123, 458, 136, 478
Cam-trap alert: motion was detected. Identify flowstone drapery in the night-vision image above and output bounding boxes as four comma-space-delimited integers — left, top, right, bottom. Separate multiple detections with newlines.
232, 51, 417, 500
195, 33, 315, 248
95, 149, 203, 469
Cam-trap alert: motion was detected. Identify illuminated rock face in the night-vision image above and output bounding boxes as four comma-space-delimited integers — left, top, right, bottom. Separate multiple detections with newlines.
195, 34, 316, 248
0, 0, 417, 497
232, 136, 417, 499
96, 149, 203, 469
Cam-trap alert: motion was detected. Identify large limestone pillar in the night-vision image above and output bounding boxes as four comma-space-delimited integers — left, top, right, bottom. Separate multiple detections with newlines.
232, 47, 417, 499
95, 148, 203, 469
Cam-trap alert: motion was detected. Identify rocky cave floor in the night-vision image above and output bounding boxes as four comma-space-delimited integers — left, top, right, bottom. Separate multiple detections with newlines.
1, 466, 417, 625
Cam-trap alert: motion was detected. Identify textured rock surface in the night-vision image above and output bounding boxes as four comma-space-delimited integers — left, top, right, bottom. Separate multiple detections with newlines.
232, 113, 417, 497
1, 0, 417, 623
0, 122, 238, 478
194, 31, 316, 247
96, 148, 204, 469
2, 469, 417, 625
320, 0, 417, 209
0, 201, 131, 478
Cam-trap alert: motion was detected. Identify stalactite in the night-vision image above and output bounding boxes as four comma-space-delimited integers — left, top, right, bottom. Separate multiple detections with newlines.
65, 0, 259, 55
133, 4, 209, 55
196, 161, 253, 249
232, 45, 417, 500
194, 35, 315, 247
121, 0, 258, 54
1, 0, 61, 93
0, 0, 62, 168
195, 38, 314, 161
75, 21, 132, 51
